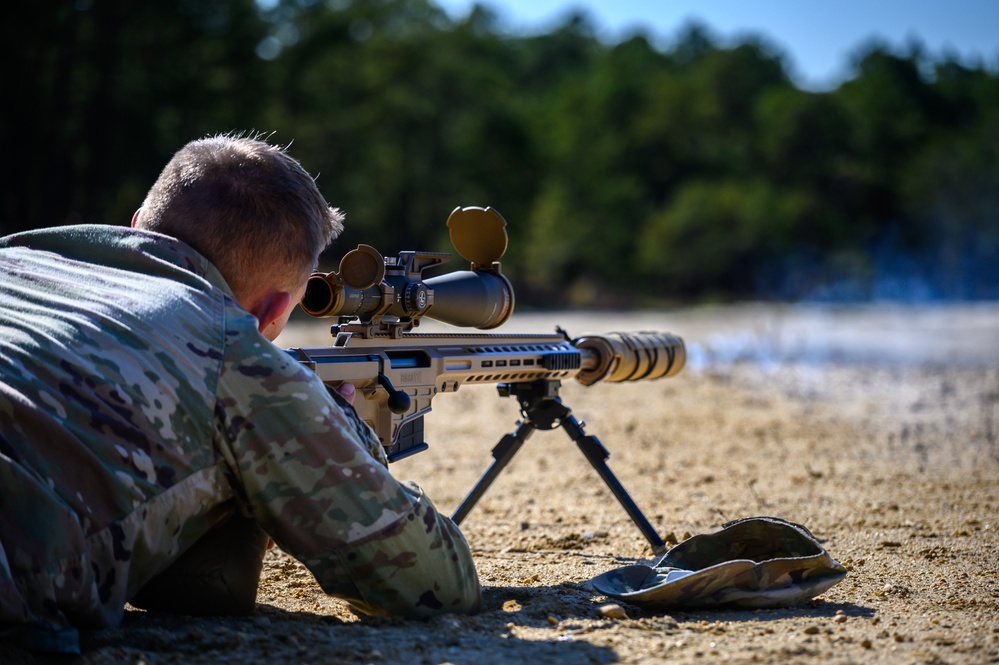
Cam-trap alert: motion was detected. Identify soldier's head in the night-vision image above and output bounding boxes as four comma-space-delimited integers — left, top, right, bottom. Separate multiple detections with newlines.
133, 133, 342, 339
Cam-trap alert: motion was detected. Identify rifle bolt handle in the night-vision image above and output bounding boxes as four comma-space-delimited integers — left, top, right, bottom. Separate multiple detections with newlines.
378, 373, 412, 414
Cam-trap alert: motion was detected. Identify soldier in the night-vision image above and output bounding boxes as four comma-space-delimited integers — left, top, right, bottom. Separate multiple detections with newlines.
0, 133, 481, 654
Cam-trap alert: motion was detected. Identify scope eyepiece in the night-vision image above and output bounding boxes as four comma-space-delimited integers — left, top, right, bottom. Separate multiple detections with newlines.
300, 272, 344, 318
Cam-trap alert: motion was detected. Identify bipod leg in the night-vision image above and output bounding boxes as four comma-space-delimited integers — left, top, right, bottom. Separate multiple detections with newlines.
451, 419, 536, 526
561, 414, 667, 555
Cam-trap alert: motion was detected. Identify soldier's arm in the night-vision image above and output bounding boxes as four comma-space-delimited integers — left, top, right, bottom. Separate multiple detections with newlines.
213, 328, 480, 617
304, 480, 481, 617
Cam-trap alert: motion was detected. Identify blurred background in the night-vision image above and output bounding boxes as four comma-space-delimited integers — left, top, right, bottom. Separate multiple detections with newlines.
5, 0, 998, 308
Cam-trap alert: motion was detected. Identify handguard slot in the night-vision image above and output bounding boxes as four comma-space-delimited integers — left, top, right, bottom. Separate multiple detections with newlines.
385, 350, 431, 369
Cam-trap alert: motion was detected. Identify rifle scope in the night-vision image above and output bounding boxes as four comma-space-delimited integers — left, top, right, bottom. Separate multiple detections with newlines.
300, 266, 514, 330
301, 207, 516, 331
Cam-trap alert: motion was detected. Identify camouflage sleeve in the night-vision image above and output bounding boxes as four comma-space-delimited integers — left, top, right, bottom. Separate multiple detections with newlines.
304, 480, 482, 617
213, 319, 481, 617
325, 385, 389, 468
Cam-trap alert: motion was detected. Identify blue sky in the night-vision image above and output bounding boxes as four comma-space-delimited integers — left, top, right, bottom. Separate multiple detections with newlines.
431, 0, 999, 90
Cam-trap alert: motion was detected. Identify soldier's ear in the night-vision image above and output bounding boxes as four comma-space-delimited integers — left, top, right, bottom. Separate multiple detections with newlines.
247, 289, 293, 337
131, 209, 141, 228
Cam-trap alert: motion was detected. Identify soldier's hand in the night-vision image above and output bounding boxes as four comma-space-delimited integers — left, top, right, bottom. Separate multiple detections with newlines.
336, 382, 356, 405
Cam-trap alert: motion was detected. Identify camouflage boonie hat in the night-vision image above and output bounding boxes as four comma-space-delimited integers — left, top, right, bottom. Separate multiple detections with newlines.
591, 517, 847, 609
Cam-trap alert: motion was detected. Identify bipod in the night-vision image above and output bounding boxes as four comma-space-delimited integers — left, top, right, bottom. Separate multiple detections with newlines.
451, 379, 667, 554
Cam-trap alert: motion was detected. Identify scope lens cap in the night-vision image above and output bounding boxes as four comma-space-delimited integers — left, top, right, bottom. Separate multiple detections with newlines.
338, 244, 385, 290
446, 206, 508, 266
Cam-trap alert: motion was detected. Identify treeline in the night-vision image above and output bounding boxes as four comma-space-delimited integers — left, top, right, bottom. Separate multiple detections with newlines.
5, 0, 998, 304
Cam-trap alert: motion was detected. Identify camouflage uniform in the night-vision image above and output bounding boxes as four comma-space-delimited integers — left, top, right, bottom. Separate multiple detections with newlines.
0, 225, 481, 653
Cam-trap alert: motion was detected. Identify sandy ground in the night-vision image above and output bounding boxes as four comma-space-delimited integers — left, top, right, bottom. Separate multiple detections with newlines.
5, 304, 998, 664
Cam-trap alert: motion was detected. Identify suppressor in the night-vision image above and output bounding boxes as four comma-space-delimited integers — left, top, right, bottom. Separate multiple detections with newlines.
573, 331, 686, 386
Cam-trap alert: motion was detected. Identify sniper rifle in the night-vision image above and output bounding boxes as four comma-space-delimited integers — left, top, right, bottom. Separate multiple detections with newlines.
288, 207, 685, 553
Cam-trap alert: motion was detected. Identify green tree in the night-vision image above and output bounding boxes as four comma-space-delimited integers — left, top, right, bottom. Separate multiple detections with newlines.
637, 178, 811, 297
522, 31, 664, 302
831, 43, 941, 246
2, 0, 271, 234
259, 0, 539, 269
520, 26, 794, 303
900, 61, 999, 298
6, 1, 998, 303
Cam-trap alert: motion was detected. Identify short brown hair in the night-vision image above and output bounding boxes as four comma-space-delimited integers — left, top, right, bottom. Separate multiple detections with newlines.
136, 133, 343, 296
